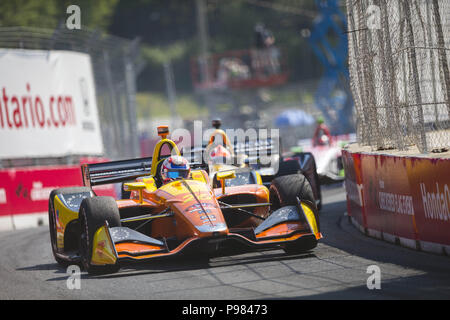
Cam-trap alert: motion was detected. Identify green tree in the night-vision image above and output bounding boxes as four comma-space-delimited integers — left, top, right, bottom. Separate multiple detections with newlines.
0, 0, 118, 31
108, 0, 321, 92
0, 0, 59, 28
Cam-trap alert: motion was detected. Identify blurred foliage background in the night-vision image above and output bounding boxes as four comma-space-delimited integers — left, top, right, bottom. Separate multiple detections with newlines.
0, 0, 333, 138
0, 0, 321, 90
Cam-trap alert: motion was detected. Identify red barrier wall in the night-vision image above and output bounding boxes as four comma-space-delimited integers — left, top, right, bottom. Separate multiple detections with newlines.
0, 163, 116, 217
343, 149, 450, 252
342, 151, 366, 229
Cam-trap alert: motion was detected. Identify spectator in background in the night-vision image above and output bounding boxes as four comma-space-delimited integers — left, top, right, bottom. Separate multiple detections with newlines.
263, 28, 280, 74
254, 23, 266, 49
252, 23, 280, 76
312, 116, 332, 147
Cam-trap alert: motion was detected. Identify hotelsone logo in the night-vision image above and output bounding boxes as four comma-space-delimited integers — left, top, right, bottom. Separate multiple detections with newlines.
344, 178, 449, 222
376, 181, 450, 220
420, 183, 450, 221
378, 191, 415, 215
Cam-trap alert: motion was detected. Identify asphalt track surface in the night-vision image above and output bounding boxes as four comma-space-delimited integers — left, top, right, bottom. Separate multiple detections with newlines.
1, 184, 449, 300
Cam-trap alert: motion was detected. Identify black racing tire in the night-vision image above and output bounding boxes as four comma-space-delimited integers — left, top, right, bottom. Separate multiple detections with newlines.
48, 187, 92, 267
269, 173, 320, 238
269, 174, 317, 211
78, 196, 121, 275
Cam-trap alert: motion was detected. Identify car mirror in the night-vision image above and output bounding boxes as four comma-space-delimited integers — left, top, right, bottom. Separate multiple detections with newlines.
124, 182, 146, 203
216, 171, 236, 194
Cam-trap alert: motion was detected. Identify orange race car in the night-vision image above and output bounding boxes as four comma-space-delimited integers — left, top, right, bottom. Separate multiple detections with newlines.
188, 118, 323, 210
48, 126, 321, 274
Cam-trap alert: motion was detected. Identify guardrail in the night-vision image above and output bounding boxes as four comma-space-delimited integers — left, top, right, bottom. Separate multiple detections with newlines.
0, 162, 116, 231
342, 146, 450, 255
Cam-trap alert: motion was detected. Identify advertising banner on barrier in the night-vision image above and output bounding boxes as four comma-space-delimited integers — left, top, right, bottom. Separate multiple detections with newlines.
406, 158, 450, 246
0, 166, 82, 216
0, 49, 103, 159
0, 164, 116, 217
344, 147, 450, 250
0, 171, 13, 217
360, 154, 418, 242
342, 150, 366, 228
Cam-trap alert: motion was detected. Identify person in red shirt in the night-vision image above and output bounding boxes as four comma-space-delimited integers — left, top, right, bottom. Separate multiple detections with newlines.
312, 116, 332, 146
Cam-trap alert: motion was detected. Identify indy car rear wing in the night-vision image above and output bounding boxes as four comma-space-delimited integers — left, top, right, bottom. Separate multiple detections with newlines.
81, 156, 208, 187
81, 157, 154, 187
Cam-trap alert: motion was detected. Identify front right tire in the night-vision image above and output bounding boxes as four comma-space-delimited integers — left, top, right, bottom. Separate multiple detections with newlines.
269, 174, 319, 254
269, 174, 317, 210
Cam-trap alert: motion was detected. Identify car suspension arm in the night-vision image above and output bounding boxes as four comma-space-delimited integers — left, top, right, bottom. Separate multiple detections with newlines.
120, 209, 173, 224
218, 201, 268, 220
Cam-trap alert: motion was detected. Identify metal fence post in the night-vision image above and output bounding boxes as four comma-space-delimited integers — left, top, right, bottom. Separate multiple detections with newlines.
123, 38, 140, 158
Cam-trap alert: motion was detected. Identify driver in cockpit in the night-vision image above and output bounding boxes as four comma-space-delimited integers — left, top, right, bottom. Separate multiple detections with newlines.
160, 155, 191, 184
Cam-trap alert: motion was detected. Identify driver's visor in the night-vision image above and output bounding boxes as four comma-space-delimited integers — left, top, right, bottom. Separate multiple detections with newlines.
167, 169, 189, 179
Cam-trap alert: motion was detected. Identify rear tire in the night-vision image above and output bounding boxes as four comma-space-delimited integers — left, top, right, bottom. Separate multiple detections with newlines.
78, 196, 121, 274
48, 187, 92, 267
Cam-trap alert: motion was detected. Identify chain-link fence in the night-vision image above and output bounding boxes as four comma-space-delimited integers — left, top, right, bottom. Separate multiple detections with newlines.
0, 25, 144, 161
346, 0, 450, 153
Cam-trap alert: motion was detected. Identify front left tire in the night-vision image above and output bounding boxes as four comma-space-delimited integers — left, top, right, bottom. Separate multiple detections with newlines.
78, 196, 121, 274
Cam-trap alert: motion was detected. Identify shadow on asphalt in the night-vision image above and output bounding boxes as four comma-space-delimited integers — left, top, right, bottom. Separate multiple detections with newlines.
17, 246, 317, 282
82, 250, 317, 280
